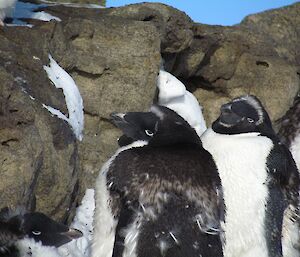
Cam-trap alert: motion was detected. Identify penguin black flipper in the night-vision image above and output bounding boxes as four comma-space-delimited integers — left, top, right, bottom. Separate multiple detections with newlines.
266, 142, 299, 206
265, 141, 300, 256
264, 141, 299, 256
111, 196, 138, 257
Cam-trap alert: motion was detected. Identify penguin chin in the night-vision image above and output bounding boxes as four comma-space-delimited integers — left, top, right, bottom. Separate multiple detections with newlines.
212, 117, 234, 133
118, 135, 134, 147
219, 111, 242, 126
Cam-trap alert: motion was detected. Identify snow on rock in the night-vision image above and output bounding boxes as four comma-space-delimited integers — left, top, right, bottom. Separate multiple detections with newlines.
0, 0, 17, 23
39, 1, 104, 9
59, 189, 95, 257
157, 70, 207, 136
30, 10, 61, 22
43, 55, 84, 141
12, 1, 60, 26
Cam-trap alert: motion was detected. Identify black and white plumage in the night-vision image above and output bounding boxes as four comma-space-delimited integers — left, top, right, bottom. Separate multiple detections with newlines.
277, 95, 300, 170
0, 208, 83, 257
201, 95, 300, 257
277, 94, 300, 256
110, 111, 158, 147
92, 105, 224, 257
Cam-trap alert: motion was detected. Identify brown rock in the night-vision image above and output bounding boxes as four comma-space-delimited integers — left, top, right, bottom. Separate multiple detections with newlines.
1, 2, 162, 222
162, 3, 300, 125
0, 65, 79, 223
0, 1, 299, 224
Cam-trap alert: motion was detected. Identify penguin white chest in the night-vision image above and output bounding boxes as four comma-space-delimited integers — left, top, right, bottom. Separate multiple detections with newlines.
201, 129, 273, 257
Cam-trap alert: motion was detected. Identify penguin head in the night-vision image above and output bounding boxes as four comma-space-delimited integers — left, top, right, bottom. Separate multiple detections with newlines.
110, 111, 159, 146
111, 105, 201, 147
212, 95, 274, 135
21, 212, 83, 247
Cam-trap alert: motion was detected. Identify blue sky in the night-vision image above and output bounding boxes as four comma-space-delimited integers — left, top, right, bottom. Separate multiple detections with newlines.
106, 0, 298, 25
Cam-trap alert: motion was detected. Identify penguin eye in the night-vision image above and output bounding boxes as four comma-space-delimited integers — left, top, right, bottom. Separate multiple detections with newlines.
247, 118, 254, 123
145, 129, 154, 137
32, 231, 41, 236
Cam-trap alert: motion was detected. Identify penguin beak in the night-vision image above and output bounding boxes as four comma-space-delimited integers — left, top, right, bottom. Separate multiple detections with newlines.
110, 112, 136, 145
110, 112, 127, 125
218, 103, 242, 125
59, 228, 83, 240
110, 112, 133, 133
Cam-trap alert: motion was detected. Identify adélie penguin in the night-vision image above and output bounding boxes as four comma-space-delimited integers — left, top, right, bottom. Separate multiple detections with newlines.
277, 94, 300, 256
92, 105, 224, 257
201, 95, 300, 257
277, 94, 300, 171
0, 208, 83, 257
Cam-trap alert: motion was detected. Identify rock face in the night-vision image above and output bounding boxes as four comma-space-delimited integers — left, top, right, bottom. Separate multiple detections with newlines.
39, 0, 105, 6
0, 3, 161, 222
0, 34, 79, 223
161, 3, 300, 124
0, 2, 299, 222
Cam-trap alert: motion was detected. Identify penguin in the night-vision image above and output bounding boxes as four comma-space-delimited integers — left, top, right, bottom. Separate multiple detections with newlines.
277, 94, 300, 170
200, 95, 300, 257
92, 105, 224, 257
0, 208, 83, 257
277, 94, 300, 256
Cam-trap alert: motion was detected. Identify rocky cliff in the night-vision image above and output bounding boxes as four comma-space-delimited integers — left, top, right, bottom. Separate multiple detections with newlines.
0, 2, 299, 222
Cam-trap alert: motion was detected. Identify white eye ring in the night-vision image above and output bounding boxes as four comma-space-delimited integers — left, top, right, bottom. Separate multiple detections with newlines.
247, 118, 254, 123
32, 231, 41, 235
145, 130, 154, 137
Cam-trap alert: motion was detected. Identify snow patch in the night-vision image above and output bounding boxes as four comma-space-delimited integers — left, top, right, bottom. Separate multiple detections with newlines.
59, 189, 95, 257
30, 10, 61, 22
157, 70, 207, 136
43, 55, 84, 141
39, 1, 104, 9
11, 1, 60, 26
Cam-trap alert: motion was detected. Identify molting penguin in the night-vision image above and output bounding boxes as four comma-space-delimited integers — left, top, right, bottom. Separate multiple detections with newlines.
201, 95, 300, 257
92, 105, 224, 257
277, 94, 300, 256
0, 208, 83, 257
277, 94, 300, 170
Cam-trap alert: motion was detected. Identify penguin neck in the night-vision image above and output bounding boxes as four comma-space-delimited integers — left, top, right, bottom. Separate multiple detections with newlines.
149, 127, 202, 147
